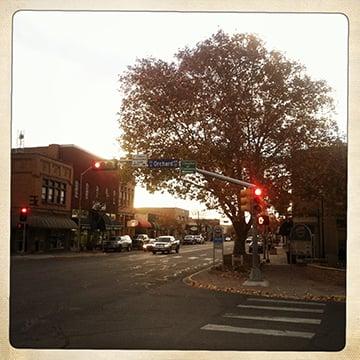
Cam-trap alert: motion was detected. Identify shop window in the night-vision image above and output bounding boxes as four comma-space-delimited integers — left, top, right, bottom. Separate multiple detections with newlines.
95, 185, 100, 199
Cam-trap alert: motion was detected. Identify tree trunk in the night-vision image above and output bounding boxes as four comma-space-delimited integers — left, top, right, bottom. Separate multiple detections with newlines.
232, 217, 251, 256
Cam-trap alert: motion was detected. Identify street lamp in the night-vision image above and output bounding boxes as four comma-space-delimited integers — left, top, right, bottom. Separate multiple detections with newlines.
77, 166, 93, 251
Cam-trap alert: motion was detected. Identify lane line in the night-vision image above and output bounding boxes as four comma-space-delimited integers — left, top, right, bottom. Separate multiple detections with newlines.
188, 257, 199, 260
247, 298, 326, 306
223, 313, 322, 325
201, 324, 315, 339
237, 305, 324, 313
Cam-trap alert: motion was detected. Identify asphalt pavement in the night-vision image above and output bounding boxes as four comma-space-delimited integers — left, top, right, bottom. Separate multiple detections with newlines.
9, 242, 346, 351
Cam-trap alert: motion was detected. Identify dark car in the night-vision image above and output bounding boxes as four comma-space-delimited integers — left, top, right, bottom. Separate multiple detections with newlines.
183, 235, 196, 245
133, 234, 150, 249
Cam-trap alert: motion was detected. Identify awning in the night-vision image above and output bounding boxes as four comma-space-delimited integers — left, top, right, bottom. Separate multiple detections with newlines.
127, 219, 152, 228
23, 215, 78, 230
73, 213, 122, 231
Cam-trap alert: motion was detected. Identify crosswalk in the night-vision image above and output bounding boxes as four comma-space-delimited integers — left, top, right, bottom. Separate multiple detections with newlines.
201, 297, 326, 340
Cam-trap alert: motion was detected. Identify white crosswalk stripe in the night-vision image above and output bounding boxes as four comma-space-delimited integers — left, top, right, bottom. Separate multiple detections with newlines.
201, 297, 325, 340
247, 298, 326, 306
223, 313, 322, 325
237, 304, 324, 313
201, 324, 316, 339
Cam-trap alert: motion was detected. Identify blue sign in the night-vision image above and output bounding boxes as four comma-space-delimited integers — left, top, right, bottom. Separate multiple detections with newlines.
148, 159, 179, 168
213, 236, 224, 244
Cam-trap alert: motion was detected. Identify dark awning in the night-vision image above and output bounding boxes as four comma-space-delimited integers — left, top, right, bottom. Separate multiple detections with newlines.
74, 213, 122, 231
25, 215, 78, 230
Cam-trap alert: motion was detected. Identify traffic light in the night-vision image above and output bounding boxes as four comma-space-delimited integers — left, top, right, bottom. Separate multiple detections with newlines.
19, 207, 28, 222
240, 188, 252, 212
92, 159, 118, 171
252, 187, 264, 213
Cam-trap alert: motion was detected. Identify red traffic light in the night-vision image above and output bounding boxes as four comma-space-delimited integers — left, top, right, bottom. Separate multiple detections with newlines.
19, 207, 29, 222
92, 160, 118, 171
254, 188, 262, 196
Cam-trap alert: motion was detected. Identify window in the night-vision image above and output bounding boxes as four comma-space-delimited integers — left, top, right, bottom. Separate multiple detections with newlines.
112, 190, 116, 205
85, 183, 89, 200
74, 180, 79, 198
95, 185, 99, 199
41, 178, 67, 205
105, 187, 109, 198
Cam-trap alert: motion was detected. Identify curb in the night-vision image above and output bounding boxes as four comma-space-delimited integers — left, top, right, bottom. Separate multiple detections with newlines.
183, 266, 346, 303
308, 264, 346, 272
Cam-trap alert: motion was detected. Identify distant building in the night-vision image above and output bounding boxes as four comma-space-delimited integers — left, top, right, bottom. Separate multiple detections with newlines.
135, 207, 190, 238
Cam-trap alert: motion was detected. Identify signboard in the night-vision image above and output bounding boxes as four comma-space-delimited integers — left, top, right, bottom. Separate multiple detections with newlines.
180, 160, 197, 174
131, 154, 148, 168
213, 225, 224, 249
148, 159, 179, 168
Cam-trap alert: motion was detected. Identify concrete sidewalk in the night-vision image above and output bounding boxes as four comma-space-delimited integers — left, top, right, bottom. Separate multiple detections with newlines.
184, 246, 346, 302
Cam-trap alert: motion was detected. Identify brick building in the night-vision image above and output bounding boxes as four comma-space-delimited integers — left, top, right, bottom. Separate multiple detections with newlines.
135, 207, 190, 238
11, 150, 76, 252
11, 144, 135, 251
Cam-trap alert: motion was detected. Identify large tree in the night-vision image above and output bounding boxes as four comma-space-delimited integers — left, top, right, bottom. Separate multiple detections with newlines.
117, 31, 339, 256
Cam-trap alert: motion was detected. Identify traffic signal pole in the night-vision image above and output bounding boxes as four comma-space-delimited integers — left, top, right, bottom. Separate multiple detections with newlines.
194, 167, 263, 282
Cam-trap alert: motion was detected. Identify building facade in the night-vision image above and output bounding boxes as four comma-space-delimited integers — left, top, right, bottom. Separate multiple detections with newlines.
135, 207, 190, 238
11, 144, 135, 251
11, 150, 76, 252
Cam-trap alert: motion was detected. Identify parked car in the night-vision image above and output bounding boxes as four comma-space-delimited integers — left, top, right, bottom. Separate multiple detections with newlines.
133, 234, 150, 249
103, 235, 132, 252
183, 235, 196, 245
194, 234, 205, 244
249, 240, 264, 254
143, 238, 156, 252
152, 236, 180, 254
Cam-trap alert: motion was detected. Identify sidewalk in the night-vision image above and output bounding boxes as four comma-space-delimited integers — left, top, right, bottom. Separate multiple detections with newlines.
184, 246, 346, 302
11, 250, 107, 260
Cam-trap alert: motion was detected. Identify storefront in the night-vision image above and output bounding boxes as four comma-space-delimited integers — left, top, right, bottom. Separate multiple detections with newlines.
11, 214, 77, 253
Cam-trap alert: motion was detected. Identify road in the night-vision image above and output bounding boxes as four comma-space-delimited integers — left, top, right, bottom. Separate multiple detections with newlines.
10, 242, 345, 350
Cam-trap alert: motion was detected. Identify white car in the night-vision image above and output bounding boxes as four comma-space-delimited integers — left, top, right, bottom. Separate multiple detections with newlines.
152, 236, 180, 254
194, 234, 205, 244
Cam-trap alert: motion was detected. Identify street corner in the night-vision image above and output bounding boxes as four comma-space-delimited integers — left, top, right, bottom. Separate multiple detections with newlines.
183, 264, 346, 303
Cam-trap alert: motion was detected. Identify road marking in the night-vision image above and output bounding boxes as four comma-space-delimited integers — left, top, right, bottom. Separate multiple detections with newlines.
204, 258, 213, 261
188, 257, 199, 260
223, 313, 322, 325
173, 256, 182, 258
199, 254, 207, 257
237, 305, 324, 313
201, 324, 315, 339
247, 298, 326, 307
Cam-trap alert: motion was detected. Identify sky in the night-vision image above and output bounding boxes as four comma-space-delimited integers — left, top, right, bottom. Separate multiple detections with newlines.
11, 11, 348, 219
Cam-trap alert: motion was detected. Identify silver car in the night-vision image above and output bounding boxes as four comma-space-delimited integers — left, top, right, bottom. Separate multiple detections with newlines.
103, 235, 132, 252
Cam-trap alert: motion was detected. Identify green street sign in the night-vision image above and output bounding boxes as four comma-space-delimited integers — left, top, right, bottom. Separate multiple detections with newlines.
180, 160, 197, 174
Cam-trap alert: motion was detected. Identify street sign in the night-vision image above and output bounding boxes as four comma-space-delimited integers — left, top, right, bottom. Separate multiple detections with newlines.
180, 160, 197, 174
148, 159, 179, 168
131, 154, 148, 168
